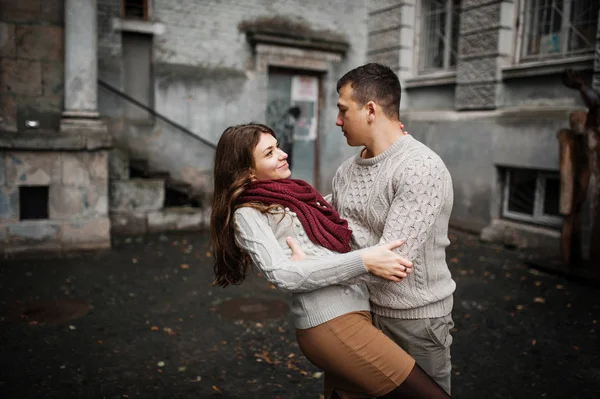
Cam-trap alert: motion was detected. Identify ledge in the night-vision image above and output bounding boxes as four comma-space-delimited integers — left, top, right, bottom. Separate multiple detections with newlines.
239, 16, 349, 55
112, 18, 165, 35
404, 71, 456, 88
502, 55, 594, 80
480, 218, 560, 251
0, 118, 113, 150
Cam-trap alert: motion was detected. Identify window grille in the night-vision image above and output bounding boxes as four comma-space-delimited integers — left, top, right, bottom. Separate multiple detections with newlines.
123, 0, 148, 20
502, 168, 562, 227
418, 0, 461, 73
520, 0, 599, 60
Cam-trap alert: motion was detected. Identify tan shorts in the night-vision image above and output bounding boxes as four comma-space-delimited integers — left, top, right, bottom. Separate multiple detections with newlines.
296, 311, 416, 399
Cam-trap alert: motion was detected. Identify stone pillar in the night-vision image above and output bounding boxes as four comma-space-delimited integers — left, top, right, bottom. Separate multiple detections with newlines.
63, 0, 98, 118
60, 0, 109, 140
455, 0, 515, 110
366, 1, 415, 111
593, 11, 600, 93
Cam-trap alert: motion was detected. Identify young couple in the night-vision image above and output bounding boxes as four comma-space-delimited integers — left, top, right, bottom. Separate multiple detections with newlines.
211, 63, 456, 398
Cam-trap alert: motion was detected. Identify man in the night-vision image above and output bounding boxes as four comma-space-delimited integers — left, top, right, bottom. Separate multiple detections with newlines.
330, 63, 456, 394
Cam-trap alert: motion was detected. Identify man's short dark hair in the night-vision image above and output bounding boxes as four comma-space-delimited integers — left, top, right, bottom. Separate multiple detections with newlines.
336, 63, 401, 120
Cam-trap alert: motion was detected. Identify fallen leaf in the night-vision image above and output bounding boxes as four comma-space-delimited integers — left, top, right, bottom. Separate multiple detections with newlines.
531, 339, 537, 345
516, 305, 524, 310
151, 326, 159, 331
163, 327, 177, 336
206, 251, 212, 257
178, 366, 186, 372
533, 297, 546, 304
556, 284, 565, 290
212, 385, 221, 393
312, 372, 323, 379
180, 264, 190, 269
97, 340, 103, 344
68, 325, 77, 330
157, 361, 165, 367
450, 257, 459, 264
132, 258, 138, 264
535, 281, 542, 287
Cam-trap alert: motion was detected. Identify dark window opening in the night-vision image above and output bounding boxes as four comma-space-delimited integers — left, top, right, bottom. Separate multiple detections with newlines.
19, 186, 49, 220
123, 0, 148, 20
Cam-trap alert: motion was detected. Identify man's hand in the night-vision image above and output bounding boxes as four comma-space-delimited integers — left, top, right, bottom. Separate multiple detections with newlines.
361, 240, 413, 282
286, 236, 307, 261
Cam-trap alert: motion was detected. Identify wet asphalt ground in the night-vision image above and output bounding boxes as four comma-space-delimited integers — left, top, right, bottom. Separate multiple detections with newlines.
0, 230, 599, 399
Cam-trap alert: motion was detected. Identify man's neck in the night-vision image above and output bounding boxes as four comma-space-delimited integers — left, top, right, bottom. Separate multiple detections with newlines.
361, 123, 406, 159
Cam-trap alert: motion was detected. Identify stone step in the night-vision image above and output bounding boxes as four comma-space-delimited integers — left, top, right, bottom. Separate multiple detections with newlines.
147, 206, 208, 233
109, 178, 165, 212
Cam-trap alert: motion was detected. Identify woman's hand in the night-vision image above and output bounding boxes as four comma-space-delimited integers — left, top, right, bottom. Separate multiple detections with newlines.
286, 236, 307, 261
361, 240, 413, 282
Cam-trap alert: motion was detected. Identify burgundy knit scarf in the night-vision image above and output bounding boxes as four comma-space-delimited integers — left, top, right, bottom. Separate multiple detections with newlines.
238, 179, 352, 253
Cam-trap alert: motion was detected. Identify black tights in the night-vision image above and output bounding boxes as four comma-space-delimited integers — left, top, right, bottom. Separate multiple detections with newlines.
377, 363, 451, 398
330, 363, 451, 399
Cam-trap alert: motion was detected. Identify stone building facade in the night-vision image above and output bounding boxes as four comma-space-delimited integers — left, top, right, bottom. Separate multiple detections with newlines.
368, 0, 600, 255
0, 0, 112, 255
2, 0, 599, 257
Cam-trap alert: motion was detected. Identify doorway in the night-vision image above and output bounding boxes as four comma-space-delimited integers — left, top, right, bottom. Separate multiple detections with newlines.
266, 69, 320, 186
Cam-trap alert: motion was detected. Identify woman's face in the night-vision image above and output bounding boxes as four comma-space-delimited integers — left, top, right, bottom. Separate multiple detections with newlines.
252, 132, 291, 180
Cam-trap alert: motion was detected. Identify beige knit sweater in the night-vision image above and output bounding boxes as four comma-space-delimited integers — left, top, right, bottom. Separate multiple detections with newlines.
331, 134, 456, 319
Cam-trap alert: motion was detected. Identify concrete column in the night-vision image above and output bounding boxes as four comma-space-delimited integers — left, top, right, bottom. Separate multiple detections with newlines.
365, 1, 415, 111
454, 0, 515, 110
63, 0, 98, 118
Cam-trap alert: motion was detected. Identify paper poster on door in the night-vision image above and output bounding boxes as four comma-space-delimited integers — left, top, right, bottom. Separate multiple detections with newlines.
290, 76, 318, 140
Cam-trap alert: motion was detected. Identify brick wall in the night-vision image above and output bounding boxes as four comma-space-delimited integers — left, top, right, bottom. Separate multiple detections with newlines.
0, 0, 64, 132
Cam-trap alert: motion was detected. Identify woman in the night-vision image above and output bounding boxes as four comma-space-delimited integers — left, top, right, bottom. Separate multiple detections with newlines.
211, 123, 450, 399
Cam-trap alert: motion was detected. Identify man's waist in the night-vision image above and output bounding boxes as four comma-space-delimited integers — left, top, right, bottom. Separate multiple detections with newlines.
370, 295, 454, 319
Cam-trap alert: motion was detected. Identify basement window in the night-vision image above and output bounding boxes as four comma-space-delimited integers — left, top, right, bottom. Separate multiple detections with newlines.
19, 186, 49, 220
502, 168, 561, 227
122, 0, 149, 20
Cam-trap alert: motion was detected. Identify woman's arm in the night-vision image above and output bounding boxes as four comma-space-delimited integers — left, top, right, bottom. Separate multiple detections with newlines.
234, 207, 367, 293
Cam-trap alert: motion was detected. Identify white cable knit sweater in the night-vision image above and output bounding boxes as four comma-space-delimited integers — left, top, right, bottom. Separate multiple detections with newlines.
331, 134, 456, 319
233, 206, 371, 329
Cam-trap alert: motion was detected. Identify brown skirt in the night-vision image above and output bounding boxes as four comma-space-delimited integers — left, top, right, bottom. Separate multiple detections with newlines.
296, 311, 415, 399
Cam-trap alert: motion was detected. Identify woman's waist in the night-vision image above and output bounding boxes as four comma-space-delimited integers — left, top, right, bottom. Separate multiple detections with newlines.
290, 285, 370, 329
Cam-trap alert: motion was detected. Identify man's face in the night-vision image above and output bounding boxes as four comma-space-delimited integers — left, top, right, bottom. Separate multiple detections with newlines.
336, 84, 368, 147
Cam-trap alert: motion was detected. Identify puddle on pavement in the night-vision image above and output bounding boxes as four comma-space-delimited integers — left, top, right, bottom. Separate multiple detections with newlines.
216, 297, 288, 321
5, 298, 91, 325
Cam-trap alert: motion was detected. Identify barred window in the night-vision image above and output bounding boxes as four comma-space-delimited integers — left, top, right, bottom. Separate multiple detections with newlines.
521, 0, 599, 60
122, 0, 149, 20
502, 168, 562, 227
418, 0, 461, 73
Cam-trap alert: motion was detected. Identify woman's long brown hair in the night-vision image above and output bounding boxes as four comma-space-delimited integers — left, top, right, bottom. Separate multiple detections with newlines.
211, 123, 277, 287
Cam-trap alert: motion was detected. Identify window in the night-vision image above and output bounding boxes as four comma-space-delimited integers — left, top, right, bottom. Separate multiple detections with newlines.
502, 168, 562, 227
19, 186, 49, 220
417, 0, 461, 73
122, 0, 149, 20
520, 0, 599, 60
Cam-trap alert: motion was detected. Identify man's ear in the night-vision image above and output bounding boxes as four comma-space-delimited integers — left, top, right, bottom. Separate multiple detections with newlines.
366, 101, 376, 122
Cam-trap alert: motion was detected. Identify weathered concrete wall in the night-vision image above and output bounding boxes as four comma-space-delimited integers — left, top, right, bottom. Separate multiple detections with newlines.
97, 0, 368, 194
0, 150, 111, 254
404, 106, 577, 233
365, 0, 598, 250
0, 0, 64, 132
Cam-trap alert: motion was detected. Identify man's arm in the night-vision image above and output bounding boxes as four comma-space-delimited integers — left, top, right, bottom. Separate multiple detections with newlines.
378, 156, 450, 262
